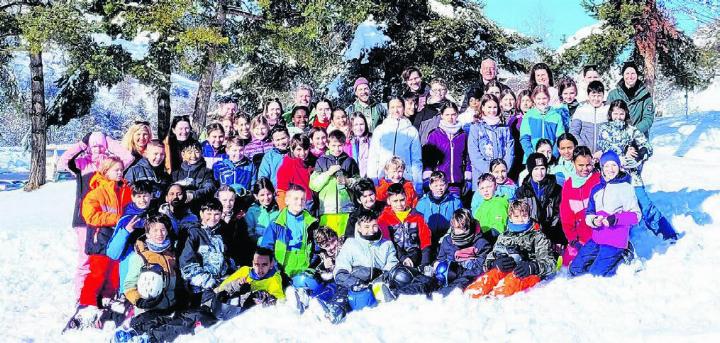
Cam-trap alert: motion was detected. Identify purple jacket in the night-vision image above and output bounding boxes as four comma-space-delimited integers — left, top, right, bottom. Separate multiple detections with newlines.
586, 172, 641, 249
424, 127, 469, 185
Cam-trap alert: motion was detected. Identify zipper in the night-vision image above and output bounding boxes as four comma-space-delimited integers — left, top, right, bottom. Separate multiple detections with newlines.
449, 130, 455, 182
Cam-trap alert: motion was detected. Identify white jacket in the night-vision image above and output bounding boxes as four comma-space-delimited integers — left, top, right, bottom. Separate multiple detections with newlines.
367, 116, 423, 192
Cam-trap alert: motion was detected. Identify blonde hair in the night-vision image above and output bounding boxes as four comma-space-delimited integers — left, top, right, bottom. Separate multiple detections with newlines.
98, 156, 124, 176
384, 156, 406, 171
122, 123, 153, 155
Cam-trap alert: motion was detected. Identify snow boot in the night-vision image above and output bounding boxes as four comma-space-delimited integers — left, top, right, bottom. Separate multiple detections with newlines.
63, 305, 102, 332
285, 286, 310, 314
316, 298, 346, 324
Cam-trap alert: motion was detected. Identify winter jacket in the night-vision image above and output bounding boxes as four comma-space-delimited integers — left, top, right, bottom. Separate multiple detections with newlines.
106, 203, 149, 292
124, 158, 171, 199
377, 206, 433, 266
586, 172, 641, 249
366, 116, 423, 192
258, 147, 287, 186
58, 137, 134, 227
259, 208, 318, 278
201, 141, 227, 168
277, 155, 313, 203
606, 81, 655, 135
375, 178, 419, 209
550, 158, 575, 186
243, 139, 273, 168
172, 160, 217, 207
403, 83, 431, 112
425, 126, 470, 186
484, 226, 556, 279
519, 107, 566, 163
212, 157, 256, 194
470, 182, 516, 215
560, 172, 601, 245
179, 223, 233, 293
310, 152, 360, 215
515, 174, 565, 245
597, 121, 653, 186
473, 196, 509, 236
346, 99, 387, 132
82, 173, 133, 255
435, 234, 491, 288
419, 116, 441, 145
553, 104, 572, 132
244, 203, 280, 243
345, 201, 386, 239
124, 238, 178, 311
334, 235, 399, 288
348, 136, 371, 178
415, 193, 463, 247
570, 103, 609, 153
158, 203, 199, 235
468, 121, 514, 189
217, 266, 285, 300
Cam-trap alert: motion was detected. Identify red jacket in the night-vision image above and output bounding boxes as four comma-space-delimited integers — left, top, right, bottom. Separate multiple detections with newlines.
276, 155, 313, 202
560, 172, 601, 244
377, 206, 432, 250
376, 179, 418, 208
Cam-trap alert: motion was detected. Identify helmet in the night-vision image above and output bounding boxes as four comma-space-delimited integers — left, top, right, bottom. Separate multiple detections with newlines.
291, 272, 323, 295
137, 269, 165, 299
347, 287, 377, 311
388, 265, 415, 288
434, 261, 450, 287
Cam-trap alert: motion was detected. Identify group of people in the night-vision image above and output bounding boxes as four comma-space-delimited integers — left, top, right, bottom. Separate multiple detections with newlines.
58, 58, 678, 342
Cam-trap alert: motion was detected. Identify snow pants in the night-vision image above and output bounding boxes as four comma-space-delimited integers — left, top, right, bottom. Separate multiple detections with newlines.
130, 309, 217, 343
74, 226, 90, 301
79, 255, 119, 306
465, 268, 541, 298
634, 186, 677, 240
569, 240, 624, 277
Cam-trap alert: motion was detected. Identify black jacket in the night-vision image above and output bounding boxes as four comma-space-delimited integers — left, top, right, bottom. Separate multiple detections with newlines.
314, 152, 360, 176
125, 158, 171, 198
514, 174, 566, 245
171, 161, 217, 208
344, 200, 386, 239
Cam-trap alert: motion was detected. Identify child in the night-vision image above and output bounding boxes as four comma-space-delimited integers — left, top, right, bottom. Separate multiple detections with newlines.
106, 181, 154, 294
569, 151, 641, 277
560, 146, 601, 266
434, 209, 491, 296
260, 184, 318, 279
508, 90, 532, 182
517, 138, 554, 184
310, 130, 360, 216
215, 247, 285, 305
244, 178, 280, 244
348, 113, 372, 178
570, 81, 609, 157
377, 183, 433, 268
124, 139, 171, 198
468, 94, 514, 191
376, 157, 419, 208
263, 99, 285, 131
308, 127, 328, 164
550, 133, 578, 186
415, 171, 462, 248
473, 173, 510, 244
327, 108, 351, 138
288, 106, 310, 136
470, 159, 515, 214
277, 134, 314, 209
465, 200, 556, 298
212, 137, 257, 194
557, 77, 580, 120
201, 123, 228, 167
519, 85, 566, 164
499, 88, 518, 121
514, 153, 565, 247
233, 112, 252, 145
243, 116, 273, 168
458, 88, 482, 127
425, 102, 471, 195
598, 100, 677, 240
258, 126, 290, 186
171, 141, 217, 210
313, 99, 332, 129
345, 178, 385, 239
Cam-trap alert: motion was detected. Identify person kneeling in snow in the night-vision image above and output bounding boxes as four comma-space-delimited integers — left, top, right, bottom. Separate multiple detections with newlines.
434, 209, 491, 296
569, 151, 641, 277
465, 200, 557, 298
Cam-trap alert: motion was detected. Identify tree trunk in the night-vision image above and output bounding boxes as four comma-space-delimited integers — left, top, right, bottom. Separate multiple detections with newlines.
634, 0, 659, 95
192, 1, 227, 133
25, 50, 47, 191
157, 45, 172, 140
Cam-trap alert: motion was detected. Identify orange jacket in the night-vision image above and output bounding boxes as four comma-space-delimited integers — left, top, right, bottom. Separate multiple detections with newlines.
82, 172, 132, 228
376, 178, 418, 208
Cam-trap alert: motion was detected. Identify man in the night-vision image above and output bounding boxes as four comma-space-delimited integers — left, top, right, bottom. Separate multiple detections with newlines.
124, 139, 171, 199
345, 77, 387, 132
401, 66, 431, 112
283, 84, 314, 123
460, 58, 509, 112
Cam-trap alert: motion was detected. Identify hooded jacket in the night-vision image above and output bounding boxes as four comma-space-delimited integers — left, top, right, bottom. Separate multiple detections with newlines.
124, 238, 178, 311
201, 140, 228, 168
82, 173, 133, 255
606, 81, 655, 135
212, 156, 257, 193
570, 103, 609, 153
377, 206, 433, 266
277, 155, 314, 202
310, 152, 360, 215
366, 116, 423, 192
258, 147, 287, 186
515, 174, 565, 245
334, 235, 399, 288
468, 121, 514, 190
519, 107, 566, 163
172, 160, 217, 205
560, 172, 601, 244
586, 172, 641, 249
259, 208, 318, 278
425, 126, 470, 186
124, 158, 171, 199
375, 178, 418, 209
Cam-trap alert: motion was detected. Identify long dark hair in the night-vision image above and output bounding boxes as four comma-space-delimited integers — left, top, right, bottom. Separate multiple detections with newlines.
607, 99, 631, 126
528, 62, 555, 90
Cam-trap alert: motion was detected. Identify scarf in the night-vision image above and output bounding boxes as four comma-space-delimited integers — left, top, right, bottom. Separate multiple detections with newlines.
438, 121, 462, 136
360, 230, 382, 241
507, 221, 532, 233
147, 238, 171, 253
451, 229, 475, 247
622, 81, 640, 99
570, 170, 591, 188
483, 115, 501, 126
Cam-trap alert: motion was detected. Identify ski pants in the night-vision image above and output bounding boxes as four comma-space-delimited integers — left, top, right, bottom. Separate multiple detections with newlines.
634, 186, 677, 240
130, 309, 218, 343
465, 268, 541, 298
74, 226, 90, 301
569, 240, 624, 277
79, 255, 119, 306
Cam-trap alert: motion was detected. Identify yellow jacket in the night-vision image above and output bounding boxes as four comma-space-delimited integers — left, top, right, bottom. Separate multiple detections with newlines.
219, 266, 285, 300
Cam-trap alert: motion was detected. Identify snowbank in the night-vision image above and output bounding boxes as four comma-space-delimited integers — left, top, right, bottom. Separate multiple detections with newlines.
1, 112, 719, 342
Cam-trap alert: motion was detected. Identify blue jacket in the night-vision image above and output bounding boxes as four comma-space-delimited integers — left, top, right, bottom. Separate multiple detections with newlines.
258, 148, 287, 186
519, 107, 566, 163
212, 157, 257, 193
467, 121, 514, 190
106, 202, 148, 292
435, 234, 491, 287
201, 141, 228, 168
415, 193, 463, 247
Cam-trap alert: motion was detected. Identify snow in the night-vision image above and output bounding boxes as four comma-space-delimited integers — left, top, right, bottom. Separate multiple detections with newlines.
429, 0, 455, 19
91, 32, 151, 61
343, 16, 391, 64
556, 22, 604, 54
1, 112, 720, 341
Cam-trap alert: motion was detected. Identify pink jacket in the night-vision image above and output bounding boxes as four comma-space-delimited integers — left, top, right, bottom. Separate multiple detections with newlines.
560, 172, 601, 244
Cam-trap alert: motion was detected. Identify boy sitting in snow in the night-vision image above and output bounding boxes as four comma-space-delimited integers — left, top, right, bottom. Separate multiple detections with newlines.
415, 171, 463, 251
465, 200, 557, 298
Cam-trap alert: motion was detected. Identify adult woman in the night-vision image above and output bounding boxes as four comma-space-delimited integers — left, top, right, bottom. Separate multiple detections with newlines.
347, 112, 372, 177
163, 115, 197, 173
606, 61, 656, 137
121, 121, 153, 168
528, 63, 560, 106
263, 99, 285, 131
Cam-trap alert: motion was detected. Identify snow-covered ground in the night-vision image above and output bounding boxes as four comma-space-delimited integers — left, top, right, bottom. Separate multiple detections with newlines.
1, 112, 720, 342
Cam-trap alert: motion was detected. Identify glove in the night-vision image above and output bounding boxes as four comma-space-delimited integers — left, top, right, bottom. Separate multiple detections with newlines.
225, 280, 251, 295
606, 214, 617, 227
135, 295, 163, 309
493, 254, 516, 272
351, 267, 383, 282
513, 261, 538, 278
81, 132, 92, 145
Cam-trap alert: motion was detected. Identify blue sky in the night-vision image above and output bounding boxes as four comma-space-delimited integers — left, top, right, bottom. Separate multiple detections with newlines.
483, 0, 701, 49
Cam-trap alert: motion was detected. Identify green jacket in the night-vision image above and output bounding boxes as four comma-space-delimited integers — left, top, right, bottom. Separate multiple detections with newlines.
606, 81, 655, 135
345, 99, 387, 132
260, 208, 317, 278
473, 196, 509, 235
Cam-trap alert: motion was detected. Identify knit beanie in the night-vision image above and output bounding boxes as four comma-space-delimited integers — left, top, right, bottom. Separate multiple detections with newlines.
526, 153, 548, 172
353, 77, 369, 92
600, 150, 621, 168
